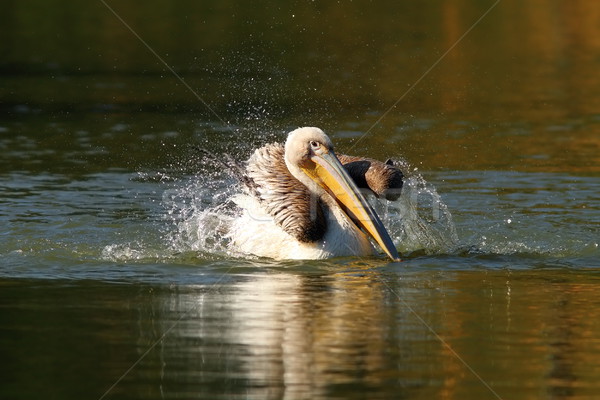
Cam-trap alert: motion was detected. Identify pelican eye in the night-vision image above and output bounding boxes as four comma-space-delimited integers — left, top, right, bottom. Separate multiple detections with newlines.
310, 140, 320, 149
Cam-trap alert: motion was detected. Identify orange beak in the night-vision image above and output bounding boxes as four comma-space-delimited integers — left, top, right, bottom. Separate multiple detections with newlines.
301, 149, 400, 261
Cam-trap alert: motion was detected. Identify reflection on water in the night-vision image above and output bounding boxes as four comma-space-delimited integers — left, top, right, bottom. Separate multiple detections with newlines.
5, 267, 600, 399
134, 268, 600, 400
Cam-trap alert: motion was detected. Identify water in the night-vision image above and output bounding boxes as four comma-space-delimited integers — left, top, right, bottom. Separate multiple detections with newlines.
2, 1, 600, 399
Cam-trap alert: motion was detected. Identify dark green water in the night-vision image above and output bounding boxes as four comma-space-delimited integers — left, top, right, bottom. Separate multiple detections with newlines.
2, 1, 600, 399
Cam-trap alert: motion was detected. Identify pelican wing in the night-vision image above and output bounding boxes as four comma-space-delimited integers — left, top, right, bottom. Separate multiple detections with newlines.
244, 143, 327, 243
338, 154, 404, 201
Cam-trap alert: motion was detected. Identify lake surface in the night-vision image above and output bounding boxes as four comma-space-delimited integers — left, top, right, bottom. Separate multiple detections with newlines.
1, 1, 600, 399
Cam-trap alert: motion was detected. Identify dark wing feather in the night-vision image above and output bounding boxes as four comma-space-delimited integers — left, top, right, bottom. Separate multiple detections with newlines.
244, 143, 326, 243
337, 154, 404, 201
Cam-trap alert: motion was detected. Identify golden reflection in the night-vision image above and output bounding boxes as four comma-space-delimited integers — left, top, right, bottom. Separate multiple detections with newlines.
131, 267, 600, 399
439, 271, 600, 400
146, 267, 448, 399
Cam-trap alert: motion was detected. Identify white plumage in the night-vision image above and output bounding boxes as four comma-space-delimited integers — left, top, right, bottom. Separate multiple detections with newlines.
229, 193, 374, 259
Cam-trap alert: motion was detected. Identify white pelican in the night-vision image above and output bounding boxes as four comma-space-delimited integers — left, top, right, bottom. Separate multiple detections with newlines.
223, 127, 402, 260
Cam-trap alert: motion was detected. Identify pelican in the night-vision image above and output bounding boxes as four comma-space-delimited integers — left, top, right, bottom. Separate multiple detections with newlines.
224, 127, 403, 260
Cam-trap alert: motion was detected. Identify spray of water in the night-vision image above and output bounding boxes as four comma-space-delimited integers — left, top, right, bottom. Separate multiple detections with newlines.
376, 160, 459, 255
160, 153, 459, 259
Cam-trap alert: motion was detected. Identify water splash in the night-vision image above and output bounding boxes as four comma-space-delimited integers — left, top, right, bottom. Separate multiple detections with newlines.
101, 241, 162, 262
376, 161, 459, 255
161, 173, 238, 257
161, 156, 459, 259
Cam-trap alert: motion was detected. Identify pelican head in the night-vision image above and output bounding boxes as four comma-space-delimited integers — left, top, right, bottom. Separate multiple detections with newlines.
284, 127, 400, 261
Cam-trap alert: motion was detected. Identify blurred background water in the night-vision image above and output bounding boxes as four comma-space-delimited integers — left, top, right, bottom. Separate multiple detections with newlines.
1, 1, 599, 399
